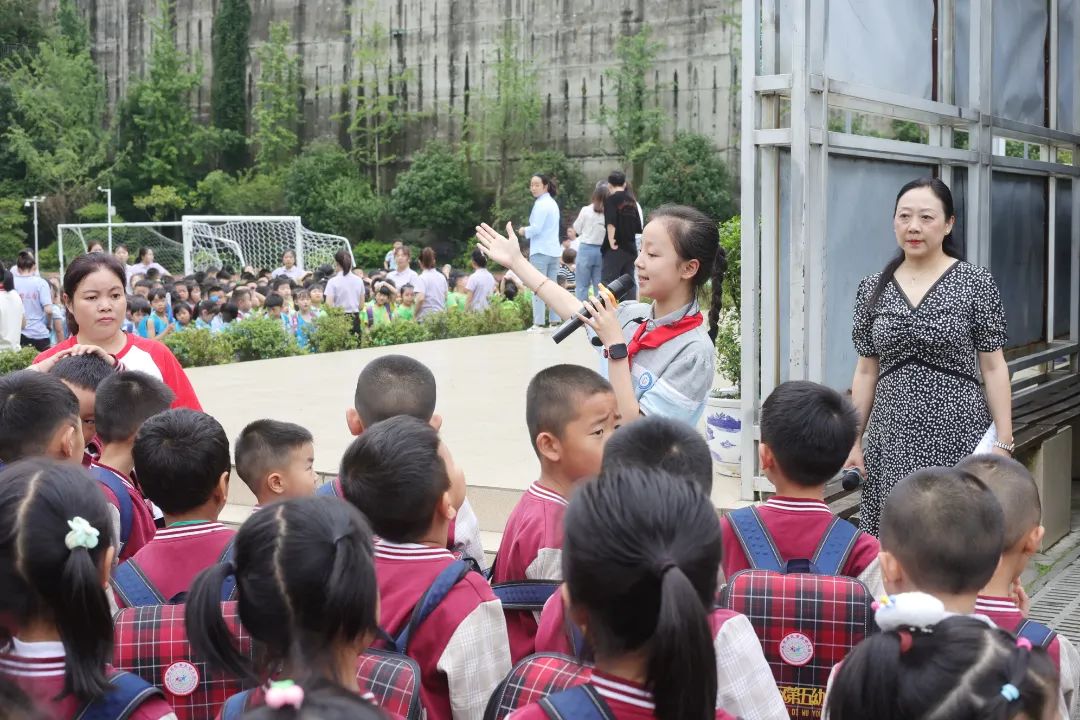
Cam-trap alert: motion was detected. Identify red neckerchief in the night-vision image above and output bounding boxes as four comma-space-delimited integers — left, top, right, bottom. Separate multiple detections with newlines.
626, 311, 704, 366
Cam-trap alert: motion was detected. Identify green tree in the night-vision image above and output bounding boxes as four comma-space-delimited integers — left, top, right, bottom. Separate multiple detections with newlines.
599, 25, 666, 186
2, 4, 107, 223
638, 133, 736, 223
196, 169, 286, 215
344, 15, 412, 195
133, 184, 188, 220
284, 142, 382, 239
477, 29, 541, 205
0, 0, 44, 48
251, 22, 300, 172
210, 0, 251, 171
390, 142, 476, 241
55, 0, 87, 53
0, 197, 28, 259
115, 0, 211, 193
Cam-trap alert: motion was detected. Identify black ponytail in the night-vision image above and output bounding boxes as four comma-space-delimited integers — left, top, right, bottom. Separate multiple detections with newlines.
869, 177, 964, 308
649, 205, 726, 341
186, 497, 379, 688
334, 249, 354, 274
0, 460, 115, 702
186, 561, 252, 682
828, 616, 1057, 720
563, 466, 720, 720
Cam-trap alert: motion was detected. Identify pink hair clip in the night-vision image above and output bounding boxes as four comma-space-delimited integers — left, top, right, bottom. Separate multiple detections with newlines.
265, 680, 304, 709
1016, 637, 1033, 650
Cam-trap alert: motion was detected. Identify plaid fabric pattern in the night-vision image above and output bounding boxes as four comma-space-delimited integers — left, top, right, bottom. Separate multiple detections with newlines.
719, 570, 874, 720
484, 653, 593, 720
112, 601, 257, 720
356, 649, 423, 720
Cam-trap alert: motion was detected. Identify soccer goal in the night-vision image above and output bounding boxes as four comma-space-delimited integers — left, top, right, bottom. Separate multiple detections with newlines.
57, 222, 185, 276
181, 216, 354, 276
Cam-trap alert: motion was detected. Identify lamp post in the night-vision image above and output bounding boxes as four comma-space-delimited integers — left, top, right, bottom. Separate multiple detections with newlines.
97, 186, 114, 252
23, 195, 45, 274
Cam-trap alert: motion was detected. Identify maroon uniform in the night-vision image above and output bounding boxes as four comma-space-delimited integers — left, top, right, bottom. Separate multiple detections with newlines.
90, 461, 157, 562
492, 483, 569, 661
374, 540, 510, 720
113, 522, 235, 609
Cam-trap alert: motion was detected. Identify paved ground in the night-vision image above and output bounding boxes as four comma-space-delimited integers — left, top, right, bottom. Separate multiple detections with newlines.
1028, 480, 1080, 647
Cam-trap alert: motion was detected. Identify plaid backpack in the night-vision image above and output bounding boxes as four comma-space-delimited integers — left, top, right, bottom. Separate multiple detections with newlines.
112, 601, 256, 720
718, 507, 875, 720
483, 653, 593, 720
111, 539, 238, 607
115, 601, 426, 720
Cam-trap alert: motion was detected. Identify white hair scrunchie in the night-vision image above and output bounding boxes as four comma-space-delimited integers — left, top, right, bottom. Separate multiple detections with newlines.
873, 591, 950, 632
64, 516, 100, 551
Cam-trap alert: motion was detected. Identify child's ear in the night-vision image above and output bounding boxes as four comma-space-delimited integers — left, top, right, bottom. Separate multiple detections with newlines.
536, 432, 561, 463
878, 550, 905, 594
758, 442, 775, 472
100, 546, 116, 587
345, 407, 364, 436
54, 424, 78, 462
266, 472, 286, 496
1023, 525, 1045, 556
680, 258, 700, 281
214, 471, 230, 505
438, 489, 457, 523
429, 414, 444, 432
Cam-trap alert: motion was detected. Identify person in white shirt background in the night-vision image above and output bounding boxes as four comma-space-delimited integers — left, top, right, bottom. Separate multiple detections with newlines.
0, 269, 26, 351
568, 183, 609, 301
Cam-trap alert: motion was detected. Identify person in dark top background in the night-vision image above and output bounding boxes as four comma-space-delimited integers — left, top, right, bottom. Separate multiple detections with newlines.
602, 170, 643, 300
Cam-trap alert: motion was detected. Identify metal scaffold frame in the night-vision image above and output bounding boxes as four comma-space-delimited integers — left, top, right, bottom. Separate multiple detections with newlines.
739, 0, 1080, 499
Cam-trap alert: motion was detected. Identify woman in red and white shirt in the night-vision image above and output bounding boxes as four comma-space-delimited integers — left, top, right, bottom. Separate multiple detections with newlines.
32, 253, 201, 410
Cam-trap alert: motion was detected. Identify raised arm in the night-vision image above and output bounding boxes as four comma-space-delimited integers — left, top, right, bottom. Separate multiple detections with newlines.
475, 222, 583, 321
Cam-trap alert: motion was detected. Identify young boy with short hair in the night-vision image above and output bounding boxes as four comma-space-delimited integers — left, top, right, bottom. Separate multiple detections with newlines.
958, 454, 1080, 716
720, 380, 882, 591
340, 416, 510, 720
234, 419, 317, 510
493, 364, 619, 661
47, 353, 115, 458
0, 370, 83, 467
113, 409, 234, 607
89, 371, 175, 561
342, 354, 485, 570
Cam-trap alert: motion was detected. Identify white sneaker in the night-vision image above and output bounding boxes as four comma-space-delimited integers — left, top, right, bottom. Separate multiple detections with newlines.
527, 325, 545, 334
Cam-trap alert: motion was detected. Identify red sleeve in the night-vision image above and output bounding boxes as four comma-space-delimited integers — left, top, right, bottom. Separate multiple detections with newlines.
534, 589, 573, 656
32, 336, 76, 364
841, 532, 881, 578
130, 695, 181, 720
146, 340, 202, 411
506, 704, 549, 720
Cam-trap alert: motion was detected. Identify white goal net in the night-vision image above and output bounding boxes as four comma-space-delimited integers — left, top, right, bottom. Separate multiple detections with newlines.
57, 222, 185, 276
181, 216, 354, 276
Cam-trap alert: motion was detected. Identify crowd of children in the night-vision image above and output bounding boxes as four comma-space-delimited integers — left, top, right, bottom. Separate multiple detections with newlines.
1, 339, 1078, 718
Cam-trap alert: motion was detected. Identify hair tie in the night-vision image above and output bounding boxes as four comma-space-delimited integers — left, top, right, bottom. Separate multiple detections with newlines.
657, 558, 678, 577
999, 684, 1021, 703
896, 629, 913, 654
1016, 637, 1033, 651
64, 517, 100, 551
265, 679, 304, 709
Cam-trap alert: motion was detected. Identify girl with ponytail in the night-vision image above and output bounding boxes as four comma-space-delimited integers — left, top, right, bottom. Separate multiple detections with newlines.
508, 465, 735, 720
185, 496, 385, 714
0, 459, 175, 719
477, 204, 725, 426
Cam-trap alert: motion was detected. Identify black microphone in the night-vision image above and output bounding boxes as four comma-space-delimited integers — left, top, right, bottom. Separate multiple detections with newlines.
840, 467, 864, 491
551, 274, 636, 344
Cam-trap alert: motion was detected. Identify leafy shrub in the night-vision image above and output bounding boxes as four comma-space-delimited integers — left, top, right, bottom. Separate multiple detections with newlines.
283, 143, 382, 239
368, 319, 432, 347
639, 133, 736, 223
714, 310, 740, 390
718, 215, 740, 313
306, 308, 361, 353
353, 240, 395, 272
390, 142, 477, 241
162, 328, 236, 368
196, 170, 287, 215
0, 197, 27, 261
225, 315, 302, 361
494, 150, 587, 228
0, 346, 38, 376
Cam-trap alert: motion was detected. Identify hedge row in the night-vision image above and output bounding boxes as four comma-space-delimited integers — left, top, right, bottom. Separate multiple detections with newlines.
0, 296, 535, 375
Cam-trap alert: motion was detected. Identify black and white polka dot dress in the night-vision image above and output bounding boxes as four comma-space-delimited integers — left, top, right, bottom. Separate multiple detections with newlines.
852, 260, 1007, 536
